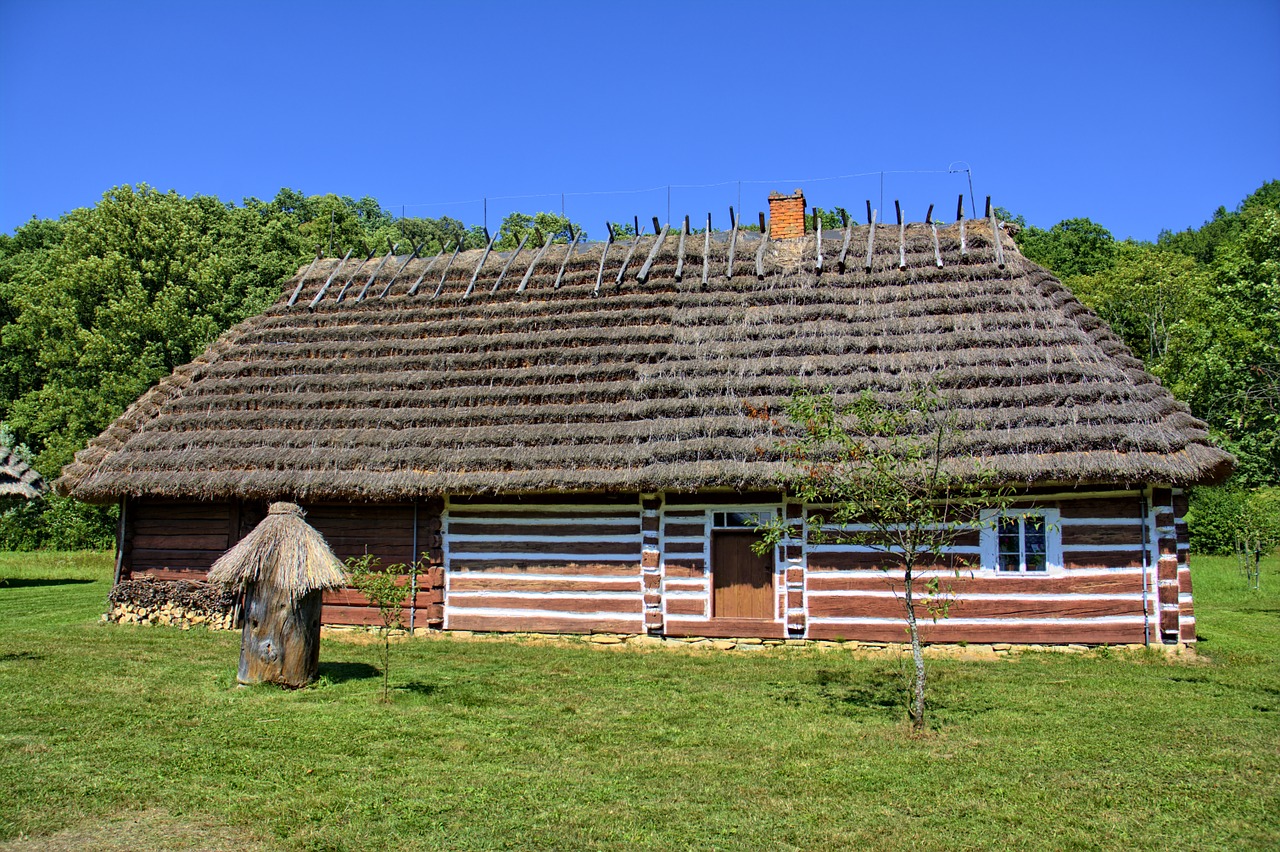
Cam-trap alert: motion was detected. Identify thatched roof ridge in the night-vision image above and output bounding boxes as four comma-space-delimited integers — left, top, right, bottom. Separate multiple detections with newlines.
207, 502, 346, 596
0, 449, 46, 499
57, 220, 1233, 501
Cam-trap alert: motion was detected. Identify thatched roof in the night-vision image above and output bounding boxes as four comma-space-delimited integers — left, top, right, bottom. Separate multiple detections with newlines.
57, 219, 1233, 502
1, 449, 46, 499
208, 502, 346, 596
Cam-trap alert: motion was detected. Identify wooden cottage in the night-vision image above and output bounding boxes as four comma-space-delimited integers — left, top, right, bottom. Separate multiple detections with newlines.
57, 193, 1232, 646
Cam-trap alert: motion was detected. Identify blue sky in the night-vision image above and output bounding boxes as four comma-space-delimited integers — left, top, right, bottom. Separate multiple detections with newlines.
1, 0, 1277, 242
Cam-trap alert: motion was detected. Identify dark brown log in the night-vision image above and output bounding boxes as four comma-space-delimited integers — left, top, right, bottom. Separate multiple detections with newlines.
446, 614, 641, 634
238, 585, 323, 687
805, 621, 1145, 644
805, 571, 1142, 595
1064, 551, 1145, 570
663, 560, 707, 577
665, 598, 707, 616
449, 559, 639, 575
447, 594, 642, 614
1061, 524, 1142, 545
805, 594, 1141, 620
447, 576, 640, 593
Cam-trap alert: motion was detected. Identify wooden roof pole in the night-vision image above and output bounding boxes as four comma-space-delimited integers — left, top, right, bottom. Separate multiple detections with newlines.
864, 206, 878, 272
837, 209, 853, 273
754, 213, 770, 281
306, 247, 353, 310
378, 241, 425, 299
493, 231, 532, 294
519, 229, 555, 293
553, 228, 582, 290
636, 217, 668, 284
701, 213, 711, 288
988, 196, 1005, 269
674, 216, 689, 282
287, 247, 323, 307
406, 242, 451, 297
957, 194, 967, 255
333, 249, 378, 303
463, 228, 499, 299
926, 205, 943, 268
431, 241, 465, 299
896, 201, 906, 271
355, 241, 399, 302
594, 223, 615, 297
814, 207, 824, 274
614, 217, 643, 288
725, 206, 738, 279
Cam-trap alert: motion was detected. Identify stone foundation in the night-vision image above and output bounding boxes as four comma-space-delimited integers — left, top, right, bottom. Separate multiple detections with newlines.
322, 626, 1194, 658
105, 576, 238, 631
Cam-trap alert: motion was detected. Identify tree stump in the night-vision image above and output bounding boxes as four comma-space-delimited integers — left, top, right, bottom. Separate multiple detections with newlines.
238, 585, 324, 687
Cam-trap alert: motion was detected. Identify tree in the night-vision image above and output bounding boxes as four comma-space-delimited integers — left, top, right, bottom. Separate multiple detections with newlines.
1016, 217, 1116, 279
1237, 488, 1280, 589
346, 554, 415, 702
755, 385, 1012, 730
495, 211, 582, 250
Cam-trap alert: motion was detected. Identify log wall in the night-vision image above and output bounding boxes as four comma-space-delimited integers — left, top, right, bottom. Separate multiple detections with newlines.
803, 491, 1160, 645
117, 486, 1196, 644
442, 494, 646, 634
122, 498, 445, 628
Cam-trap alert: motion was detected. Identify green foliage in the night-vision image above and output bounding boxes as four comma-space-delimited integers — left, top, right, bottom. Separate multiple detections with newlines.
1187, 487, 1250, 554
345, 553, 414, 702
807, 207, 846, 232
1019, 183, 1280, 492
0, 186, 569, 549
495, 211, 582, 249
1016, 217, 1117, 278
755, 384, 1014, 729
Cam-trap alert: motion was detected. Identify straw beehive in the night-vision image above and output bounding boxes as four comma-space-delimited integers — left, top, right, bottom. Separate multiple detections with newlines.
209, 502, 346, 686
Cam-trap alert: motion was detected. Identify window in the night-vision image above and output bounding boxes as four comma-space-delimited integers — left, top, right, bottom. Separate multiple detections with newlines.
712, 510, 772, 530
981, 509, 1061, 573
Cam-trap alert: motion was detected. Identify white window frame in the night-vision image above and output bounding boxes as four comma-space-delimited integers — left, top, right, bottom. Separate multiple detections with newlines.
979, 508, 1063, 573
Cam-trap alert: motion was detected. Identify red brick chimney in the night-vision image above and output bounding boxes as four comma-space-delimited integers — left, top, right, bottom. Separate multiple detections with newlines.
768, 189, 806, 239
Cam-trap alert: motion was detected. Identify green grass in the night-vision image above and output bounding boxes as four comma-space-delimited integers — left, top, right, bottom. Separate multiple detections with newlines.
1, 551, 1278, 851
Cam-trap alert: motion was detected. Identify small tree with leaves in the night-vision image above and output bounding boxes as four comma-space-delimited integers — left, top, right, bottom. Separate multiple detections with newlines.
1237, 488, 1280, 590
755, 384, 1013, 730
346, 553, 417, 702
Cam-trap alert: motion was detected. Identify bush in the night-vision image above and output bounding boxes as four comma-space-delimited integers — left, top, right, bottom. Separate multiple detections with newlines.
0, 495, 117, 551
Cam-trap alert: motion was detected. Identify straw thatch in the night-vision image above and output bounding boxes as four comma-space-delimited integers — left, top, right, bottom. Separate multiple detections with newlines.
57, 220, 1233, 501
1, 449, 46, 499
207, 502, 347, 598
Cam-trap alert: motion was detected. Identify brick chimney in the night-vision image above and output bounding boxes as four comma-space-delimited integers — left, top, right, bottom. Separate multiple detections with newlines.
768, 189, 806, 239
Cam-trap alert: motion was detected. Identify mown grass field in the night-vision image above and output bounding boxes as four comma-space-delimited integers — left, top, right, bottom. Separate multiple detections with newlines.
1, 551, 1277, 851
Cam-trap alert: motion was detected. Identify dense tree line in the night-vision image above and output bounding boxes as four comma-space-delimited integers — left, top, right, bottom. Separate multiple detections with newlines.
0, 183, 1275, 551
1004, 182, 1280, 552
0, 186, 576, 548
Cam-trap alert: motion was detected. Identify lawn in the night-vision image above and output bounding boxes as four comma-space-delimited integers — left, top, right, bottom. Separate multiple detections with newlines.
1, 551, 1277, 851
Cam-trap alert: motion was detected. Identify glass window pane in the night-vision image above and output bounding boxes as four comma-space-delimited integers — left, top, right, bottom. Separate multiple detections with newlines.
1025, 524, 1046, 555
999, 553, 1021, 572
1026, 552, 1048, 571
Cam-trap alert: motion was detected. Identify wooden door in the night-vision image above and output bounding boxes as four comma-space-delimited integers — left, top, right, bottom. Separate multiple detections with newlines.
712, 531, 774, 619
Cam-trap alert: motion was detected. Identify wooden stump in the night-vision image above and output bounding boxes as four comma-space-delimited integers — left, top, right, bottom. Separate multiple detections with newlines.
238, 585, 323, 687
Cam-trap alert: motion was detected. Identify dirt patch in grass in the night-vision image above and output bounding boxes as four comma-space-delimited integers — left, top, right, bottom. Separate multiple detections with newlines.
0, 808, 274, 852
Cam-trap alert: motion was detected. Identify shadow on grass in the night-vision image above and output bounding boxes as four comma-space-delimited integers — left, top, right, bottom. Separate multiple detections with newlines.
316, 662, 379, 683
0, 577, 98, 589
770, 666, 995, 724
397, 680, 439, 696
0, 650, 43, 662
